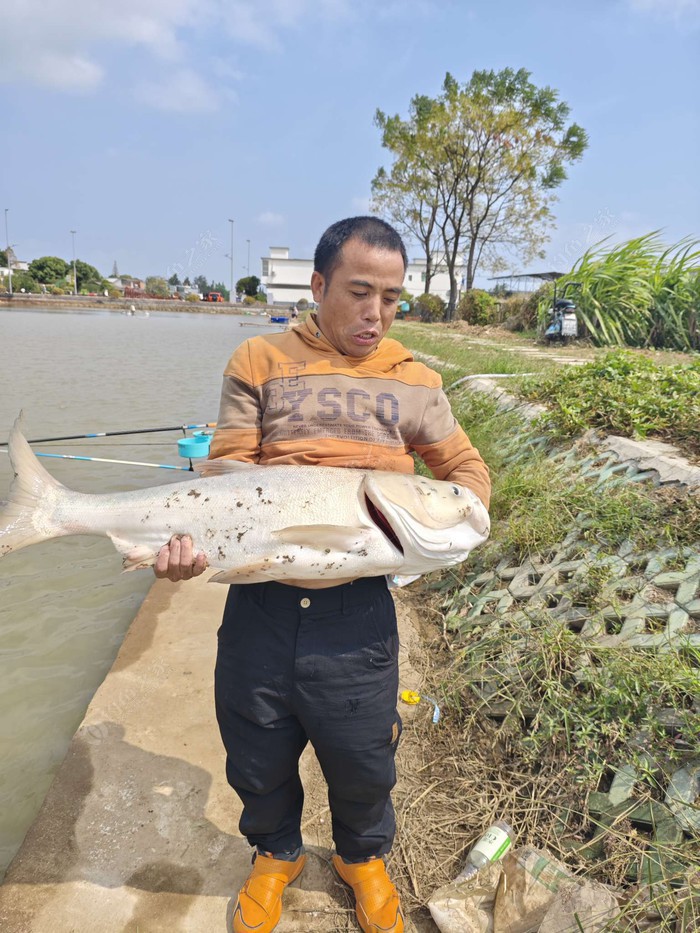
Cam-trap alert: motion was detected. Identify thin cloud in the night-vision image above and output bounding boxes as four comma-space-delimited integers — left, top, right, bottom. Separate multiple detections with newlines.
627, 0, 700, 19
0, 51, 103, 91
0, 0, 422, 101
258, 212, 285, 227
0, 0, 354, 88
134, 69, 220, 113
351, 196, 371, 213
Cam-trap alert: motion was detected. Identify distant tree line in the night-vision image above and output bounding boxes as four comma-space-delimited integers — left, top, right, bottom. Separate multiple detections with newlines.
4, 255, 107, 295
3, 254, 265, 303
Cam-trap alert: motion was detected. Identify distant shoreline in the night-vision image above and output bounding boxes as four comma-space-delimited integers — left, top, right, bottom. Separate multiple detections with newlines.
0, 294, 278, 315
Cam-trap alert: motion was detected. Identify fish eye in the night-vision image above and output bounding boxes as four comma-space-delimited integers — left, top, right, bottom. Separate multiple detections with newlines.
452, 485, 461, 495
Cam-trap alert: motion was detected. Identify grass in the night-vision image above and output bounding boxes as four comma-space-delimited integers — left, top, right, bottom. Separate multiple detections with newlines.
520, 350, 700, 459
391, 321, 561, 380
388, 325, 700, 926
539, 233, 700, 351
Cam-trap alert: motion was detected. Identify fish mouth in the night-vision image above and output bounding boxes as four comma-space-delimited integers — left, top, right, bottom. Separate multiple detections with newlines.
365, 494, 404, 555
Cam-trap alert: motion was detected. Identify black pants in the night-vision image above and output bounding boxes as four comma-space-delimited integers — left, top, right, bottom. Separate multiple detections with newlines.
214, 576, 402, 860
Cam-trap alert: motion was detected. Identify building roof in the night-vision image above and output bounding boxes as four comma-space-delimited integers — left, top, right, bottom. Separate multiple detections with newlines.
490, 271, 564, 282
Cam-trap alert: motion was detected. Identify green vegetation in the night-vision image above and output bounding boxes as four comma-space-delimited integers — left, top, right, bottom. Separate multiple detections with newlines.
372, 67, 588, 314
6, 270, 40, 292
236, 275, 261, 297
457, 288, 498, 325
413, 292, 445, 322
391, 321, 557, 379
74, 259, 106, 293
394, 327, 700, 908
542, 234, 700, 350
521, 350, 700, 457
498, 289, 543, 332
28, 256, 70, 284
144, 276, 169, 298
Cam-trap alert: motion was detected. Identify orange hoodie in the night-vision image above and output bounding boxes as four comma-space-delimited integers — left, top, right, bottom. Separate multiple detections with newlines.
210, 315, 490, 507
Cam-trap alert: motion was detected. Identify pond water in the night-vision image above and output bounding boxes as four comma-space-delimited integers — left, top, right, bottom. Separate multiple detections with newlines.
0, 306, 276, 878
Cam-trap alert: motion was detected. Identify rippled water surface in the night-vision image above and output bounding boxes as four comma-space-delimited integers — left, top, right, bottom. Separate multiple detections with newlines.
0, 306, 274, 877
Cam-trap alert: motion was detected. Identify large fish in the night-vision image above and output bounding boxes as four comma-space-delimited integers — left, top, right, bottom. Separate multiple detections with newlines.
0, 417, 489, 584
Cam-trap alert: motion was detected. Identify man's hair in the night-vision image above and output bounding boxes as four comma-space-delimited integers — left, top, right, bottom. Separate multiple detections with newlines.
314, 216, 408, 284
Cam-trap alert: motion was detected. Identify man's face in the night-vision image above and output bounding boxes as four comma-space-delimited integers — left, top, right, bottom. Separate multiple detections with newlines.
310, 237, 405, 358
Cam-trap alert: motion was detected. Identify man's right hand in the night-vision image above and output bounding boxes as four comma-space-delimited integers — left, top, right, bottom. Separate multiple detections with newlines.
154, 535, 208, 582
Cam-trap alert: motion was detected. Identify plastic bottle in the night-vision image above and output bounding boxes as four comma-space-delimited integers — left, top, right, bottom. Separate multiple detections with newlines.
455, 820, 514, 881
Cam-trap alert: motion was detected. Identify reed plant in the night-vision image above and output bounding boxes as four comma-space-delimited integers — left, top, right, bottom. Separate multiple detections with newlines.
539, 234, 700, 350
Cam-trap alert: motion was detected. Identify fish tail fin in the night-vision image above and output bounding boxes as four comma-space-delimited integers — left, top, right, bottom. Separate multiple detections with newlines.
0, 414, 68, 558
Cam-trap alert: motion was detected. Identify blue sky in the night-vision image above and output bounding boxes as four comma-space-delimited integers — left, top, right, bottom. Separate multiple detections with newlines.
2, 0, 698, 289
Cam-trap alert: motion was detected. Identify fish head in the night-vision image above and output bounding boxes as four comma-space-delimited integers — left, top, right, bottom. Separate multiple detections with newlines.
361, 472, 490, 573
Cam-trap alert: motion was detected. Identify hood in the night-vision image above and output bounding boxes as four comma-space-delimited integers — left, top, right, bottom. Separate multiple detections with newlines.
294, 314, 413, 372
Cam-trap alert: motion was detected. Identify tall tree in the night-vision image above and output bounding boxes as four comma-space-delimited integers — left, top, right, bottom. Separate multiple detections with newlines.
372, 96, 444, 294
373, 69, 588, 318
236, 275, 261, 297
145, 276, 170, 298
74, 259, 104, 292
168, 273, 181, 286
28, 256, 70, 284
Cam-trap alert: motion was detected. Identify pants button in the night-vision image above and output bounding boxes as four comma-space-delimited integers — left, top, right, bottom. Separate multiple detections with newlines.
300, 597, 311, 608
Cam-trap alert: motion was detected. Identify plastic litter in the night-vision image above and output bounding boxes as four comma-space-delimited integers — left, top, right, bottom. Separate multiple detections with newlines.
457, 819, 514, 881
400, 689, 441, 724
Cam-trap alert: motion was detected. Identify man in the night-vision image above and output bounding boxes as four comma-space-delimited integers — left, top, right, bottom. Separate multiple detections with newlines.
155, 216, 490, 933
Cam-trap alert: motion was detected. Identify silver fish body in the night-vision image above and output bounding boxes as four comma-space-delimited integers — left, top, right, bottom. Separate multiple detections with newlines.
0, 417, 490, 584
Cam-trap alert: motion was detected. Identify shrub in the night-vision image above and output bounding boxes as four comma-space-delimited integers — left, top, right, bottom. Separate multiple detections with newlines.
49, 285, 66, 295
243, 295, 257, 306
521, 350, 700, 455
297, 298, 309, 310
414, 292, 446, 322
254, 292, 267, 303
184, 292, 201, 303
457, 288, 498, 325
500, 290, 542, 331
10, 272, 40, 293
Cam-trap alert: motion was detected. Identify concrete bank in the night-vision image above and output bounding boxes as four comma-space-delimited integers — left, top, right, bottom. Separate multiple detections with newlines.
0, 573, 424, 933
0, 295, 279, 314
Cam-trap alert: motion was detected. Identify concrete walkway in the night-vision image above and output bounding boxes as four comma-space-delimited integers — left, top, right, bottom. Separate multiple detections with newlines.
0, 574, 424, 933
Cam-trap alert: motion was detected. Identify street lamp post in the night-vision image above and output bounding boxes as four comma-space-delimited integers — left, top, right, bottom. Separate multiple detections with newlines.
4, 208, 12, 296
228, 218, 234, 302
70, 230, 77, 296
246, 239, 250, 276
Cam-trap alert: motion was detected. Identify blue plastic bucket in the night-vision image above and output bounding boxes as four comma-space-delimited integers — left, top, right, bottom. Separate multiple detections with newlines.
193, 431, 213, 450
178, 436, 210, 458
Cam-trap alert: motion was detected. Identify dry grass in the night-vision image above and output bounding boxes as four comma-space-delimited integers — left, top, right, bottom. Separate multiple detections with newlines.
389, 604, 700, 932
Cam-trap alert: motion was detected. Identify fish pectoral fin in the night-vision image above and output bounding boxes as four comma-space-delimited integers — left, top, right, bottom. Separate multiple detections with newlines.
109, 537, 155, 572
209, 564, 272, 584
195, 459, 257, 477
272, 525, 372, 551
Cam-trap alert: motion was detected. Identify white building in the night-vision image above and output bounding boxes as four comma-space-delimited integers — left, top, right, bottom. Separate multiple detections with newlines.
260, 246, 464, 306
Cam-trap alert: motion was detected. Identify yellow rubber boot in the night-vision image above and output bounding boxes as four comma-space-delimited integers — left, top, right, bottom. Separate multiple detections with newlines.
332, 855, 404, 933
233, 851, 306, 933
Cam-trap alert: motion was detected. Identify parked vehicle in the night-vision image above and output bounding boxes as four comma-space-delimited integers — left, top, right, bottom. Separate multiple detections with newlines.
545, 282, 582, 342
205, 291, 225, 303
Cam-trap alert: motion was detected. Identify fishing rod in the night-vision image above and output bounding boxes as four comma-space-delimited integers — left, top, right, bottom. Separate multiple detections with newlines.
0, 422, 217, 447
0, 448, 191, 471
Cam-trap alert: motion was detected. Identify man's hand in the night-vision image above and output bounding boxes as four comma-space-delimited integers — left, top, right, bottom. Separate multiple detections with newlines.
154, 535, 208, 582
